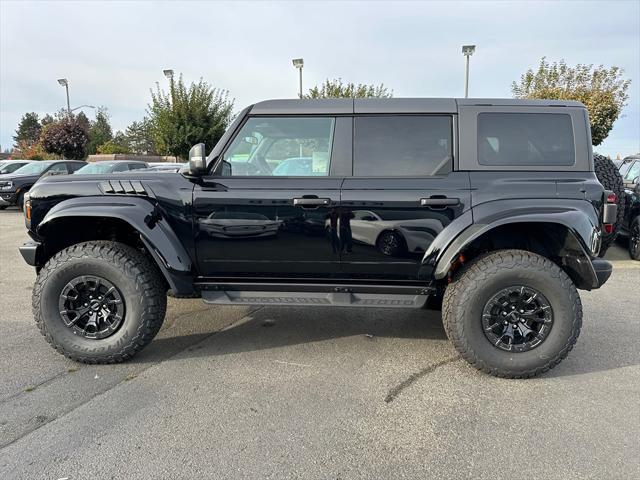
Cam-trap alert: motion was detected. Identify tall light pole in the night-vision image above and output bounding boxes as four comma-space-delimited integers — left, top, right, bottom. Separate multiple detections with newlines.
57, 78, 71, 115
462, 45, 476, 98
292, 58, 304, 98
163, 69, 174, 80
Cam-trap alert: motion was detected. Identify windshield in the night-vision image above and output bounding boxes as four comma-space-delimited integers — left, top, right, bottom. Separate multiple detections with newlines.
75, 163, 117, 174
11, 161, 52, 175
0, 162, 28, 174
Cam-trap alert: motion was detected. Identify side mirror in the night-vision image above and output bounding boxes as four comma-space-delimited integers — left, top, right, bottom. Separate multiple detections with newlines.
188, 143, 207, 176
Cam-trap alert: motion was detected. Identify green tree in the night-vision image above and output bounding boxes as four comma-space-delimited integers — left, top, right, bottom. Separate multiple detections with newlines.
41, 116, 89, 159
512, 58, 631, 146
148, 74, 234, 159
125, 118, 156, 154
304, 78, 393, 99
41, 114, 54, 127
87, 107, 113, 155
13, 112, 42, 148
97, 131, 130, 154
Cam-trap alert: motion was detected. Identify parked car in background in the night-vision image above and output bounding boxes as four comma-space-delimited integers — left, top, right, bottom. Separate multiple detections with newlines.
0, 160, 86, 210
0, 160, 33, 175
618, 156, 640, 260
74, 160, 148, 175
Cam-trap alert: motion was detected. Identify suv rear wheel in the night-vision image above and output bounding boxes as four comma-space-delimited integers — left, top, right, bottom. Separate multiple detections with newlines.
442, 249, 582, 378
629, 216, 640, 261
33, 241, 167, 363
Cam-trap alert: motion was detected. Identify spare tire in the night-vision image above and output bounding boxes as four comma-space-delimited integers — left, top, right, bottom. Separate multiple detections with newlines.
594, 153, 625, 256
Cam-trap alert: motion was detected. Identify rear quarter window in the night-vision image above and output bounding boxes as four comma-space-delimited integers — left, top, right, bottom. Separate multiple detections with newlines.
478, 113, 575, 167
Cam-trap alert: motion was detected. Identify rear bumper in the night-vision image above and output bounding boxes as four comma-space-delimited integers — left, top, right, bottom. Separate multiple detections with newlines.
591, 258, 613, 288
19, 241, 40, 266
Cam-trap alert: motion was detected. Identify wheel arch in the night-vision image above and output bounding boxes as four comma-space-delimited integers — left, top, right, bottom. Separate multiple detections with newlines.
422, 200, 604, 290
35, 196, 195, 295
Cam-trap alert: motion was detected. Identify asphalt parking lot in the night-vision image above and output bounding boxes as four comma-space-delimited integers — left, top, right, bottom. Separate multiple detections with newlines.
0, 208, 638, 479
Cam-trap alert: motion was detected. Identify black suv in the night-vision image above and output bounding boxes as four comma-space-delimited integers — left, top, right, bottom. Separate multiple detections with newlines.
618, 155, 640, 260
20, 99, 616, 378
0, 160, 86, 209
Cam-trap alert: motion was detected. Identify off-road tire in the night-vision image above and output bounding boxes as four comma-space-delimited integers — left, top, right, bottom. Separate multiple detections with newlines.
594, 153, 625, 256
629, 216, 640, 261
33, 241, 167, 363
442, 249, 582, 378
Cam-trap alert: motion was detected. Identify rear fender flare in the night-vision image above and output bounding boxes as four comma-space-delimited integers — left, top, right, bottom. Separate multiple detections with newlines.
421, 199, 602, 289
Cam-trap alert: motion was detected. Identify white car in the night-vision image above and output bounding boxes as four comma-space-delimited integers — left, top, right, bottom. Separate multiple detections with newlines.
329, 209, 446, 256
199, 211, 282, 239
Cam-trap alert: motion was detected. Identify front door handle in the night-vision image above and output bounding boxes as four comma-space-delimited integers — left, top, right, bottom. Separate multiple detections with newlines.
420, 197, 460, 207
293, 197, 331, 208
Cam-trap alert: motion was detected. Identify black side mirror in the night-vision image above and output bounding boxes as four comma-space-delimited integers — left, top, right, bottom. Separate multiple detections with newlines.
188, 143, 207, 176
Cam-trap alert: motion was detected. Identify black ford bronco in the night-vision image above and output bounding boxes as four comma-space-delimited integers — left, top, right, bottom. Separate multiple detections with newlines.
20, 98, 616, 378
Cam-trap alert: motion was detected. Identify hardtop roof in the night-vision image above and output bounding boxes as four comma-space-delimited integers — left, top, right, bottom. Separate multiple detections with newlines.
249, 98, 585, 115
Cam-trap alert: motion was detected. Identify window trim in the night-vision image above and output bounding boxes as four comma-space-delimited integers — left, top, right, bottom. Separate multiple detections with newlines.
211, 115, 340, 178
351, 114, 455, 178
476, 112, 576, 168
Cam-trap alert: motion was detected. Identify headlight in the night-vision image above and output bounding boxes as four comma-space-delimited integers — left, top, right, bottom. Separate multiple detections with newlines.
0, 181, 13, 190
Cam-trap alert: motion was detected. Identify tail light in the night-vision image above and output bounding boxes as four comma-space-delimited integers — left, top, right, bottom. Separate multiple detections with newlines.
607, 192, 617, 204
604, 223, 614, 234
602, 190, 617, 234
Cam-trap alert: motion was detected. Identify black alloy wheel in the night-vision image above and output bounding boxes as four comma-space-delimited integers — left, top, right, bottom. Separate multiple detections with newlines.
482, 286, 553, 352
58, 275, 125, 339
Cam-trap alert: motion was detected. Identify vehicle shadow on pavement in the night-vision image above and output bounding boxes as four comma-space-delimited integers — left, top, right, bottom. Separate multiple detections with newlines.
145, 306, 449, 360
143, 303, 639, 379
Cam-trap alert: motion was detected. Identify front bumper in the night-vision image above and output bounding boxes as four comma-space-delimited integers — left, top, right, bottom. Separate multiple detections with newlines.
19, 241, 40, 266
0, 192, 17, 206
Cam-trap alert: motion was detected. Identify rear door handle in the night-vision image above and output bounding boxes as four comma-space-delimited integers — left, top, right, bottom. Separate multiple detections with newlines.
293, 197, 331, 208
420, 197, 460, 207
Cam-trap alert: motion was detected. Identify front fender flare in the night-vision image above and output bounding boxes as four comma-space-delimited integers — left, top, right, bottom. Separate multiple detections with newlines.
37, 196, 194, 295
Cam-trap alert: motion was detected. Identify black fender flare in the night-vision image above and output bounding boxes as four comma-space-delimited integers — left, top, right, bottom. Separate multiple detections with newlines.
420, 199, 603, 290
37, 196, 195, 295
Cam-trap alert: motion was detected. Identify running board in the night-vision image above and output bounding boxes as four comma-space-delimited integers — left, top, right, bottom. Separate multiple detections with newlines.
201, 290, 429, 308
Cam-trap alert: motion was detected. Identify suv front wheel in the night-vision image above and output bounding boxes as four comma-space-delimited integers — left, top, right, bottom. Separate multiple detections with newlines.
443, 249, 582, 378
33, 241, 167, 363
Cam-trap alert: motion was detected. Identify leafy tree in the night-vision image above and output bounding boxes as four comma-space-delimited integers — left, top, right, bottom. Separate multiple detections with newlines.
148, 74, 234, 159
14, 140, 57, 160
76, 111, 91, 133
41, 116, 89, 159
87, 107, 113, 155
304, 78, 393, 99
41, 114, 54, 127
97, 131, 130, 154
125, 118, 156, 154
13, 112, 42, 148
512, 58, 631, 146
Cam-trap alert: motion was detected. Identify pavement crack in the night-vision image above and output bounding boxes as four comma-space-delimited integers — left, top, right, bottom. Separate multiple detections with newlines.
384, 355, 461, 404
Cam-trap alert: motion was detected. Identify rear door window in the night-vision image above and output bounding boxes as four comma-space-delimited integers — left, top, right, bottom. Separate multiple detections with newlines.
353, 116, 452, 176
478, 113, 575, 166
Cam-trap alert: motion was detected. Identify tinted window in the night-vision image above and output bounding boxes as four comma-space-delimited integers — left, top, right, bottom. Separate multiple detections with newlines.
67, 162, 85, 172
354, 116, 452, 176
222, 117, 334, 176
128, 163, 147, 170
478, 113, 575, 166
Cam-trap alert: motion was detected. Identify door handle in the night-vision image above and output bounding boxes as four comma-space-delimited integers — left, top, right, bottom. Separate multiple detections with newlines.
420, 197, 460, 207
293, 197, 331, 208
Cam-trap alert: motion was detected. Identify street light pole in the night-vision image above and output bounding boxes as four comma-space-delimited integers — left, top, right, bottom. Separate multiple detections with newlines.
57, 78, 71, 115
461, 45, 476, 98
292, 58, 304, 98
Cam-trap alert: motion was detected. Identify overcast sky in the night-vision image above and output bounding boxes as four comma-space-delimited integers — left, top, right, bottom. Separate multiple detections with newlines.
1, 0, 638, 157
